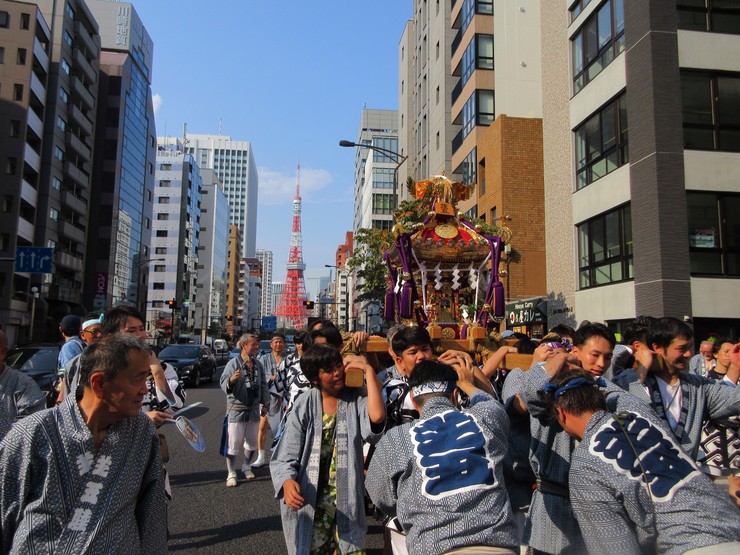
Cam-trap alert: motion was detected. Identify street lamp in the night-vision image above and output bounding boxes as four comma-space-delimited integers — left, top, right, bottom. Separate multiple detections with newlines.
325, 264, 351, 332
339, 139, 408, 210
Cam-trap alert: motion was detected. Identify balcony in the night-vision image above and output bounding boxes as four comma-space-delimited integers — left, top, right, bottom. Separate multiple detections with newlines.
21, 179, 38, 206
65, 131, 92, 161
64, 160, 90, 188
58, 220, 85, 244
18, 217, 34, 243
72, 47, 96, 84
55, 250, 84, 273
24, 143, 41, 171
71, 76, 94, 110
74, 20, 99, 59
33, 35, 49, 69
61, 190, 87, 215
29, 72, 46, 106
27, 106, 43, 137
68, 104, 93, 136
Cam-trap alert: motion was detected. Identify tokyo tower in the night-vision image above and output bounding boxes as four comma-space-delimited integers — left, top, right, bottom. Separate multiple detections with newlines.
275, 165, 308, 329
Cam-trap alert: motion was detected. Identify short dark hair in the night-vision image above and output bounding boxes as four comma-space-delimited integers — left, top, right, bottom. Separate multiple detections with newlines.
407, 359, 458, 390
392, 326, 432, 356
573, 322, 616, 349
293, 330, 307, 346
622, 315, 655, 346
304, 326, 343, 349
544, 369, 607, 421
308, 318, 335, 332
301, 343, 343, 385
514, 336, 538, 355
79, 334, 150, 387
100, 306, 145, 336
549, 324, 575, 338
647, 317, 693, 351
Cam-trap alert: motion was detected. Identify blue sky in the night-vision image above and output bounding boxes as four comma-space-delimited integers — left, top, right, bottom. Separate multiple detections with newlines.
133, 1, 411, 282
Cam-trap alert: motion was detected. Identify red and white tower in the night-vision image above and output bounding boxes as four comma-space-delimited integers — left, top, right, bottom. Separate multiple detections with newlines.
275, 165, 309, 329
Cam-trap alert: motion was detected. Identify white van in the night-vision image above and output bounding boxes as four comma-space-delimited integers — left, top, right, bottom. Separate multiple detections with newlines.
213, 339, 227, 352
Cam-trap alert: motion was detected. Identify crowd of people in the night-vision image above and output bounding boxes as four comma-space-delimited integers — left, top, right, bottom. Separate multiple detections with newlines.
0, 309, 739, 554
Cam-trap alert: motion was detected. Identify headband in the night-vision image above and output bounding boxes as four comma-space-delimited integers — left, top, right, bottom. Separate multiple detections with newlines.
543, 376, 606, 399
82, 318, 101, 330
411, 380, 457, 398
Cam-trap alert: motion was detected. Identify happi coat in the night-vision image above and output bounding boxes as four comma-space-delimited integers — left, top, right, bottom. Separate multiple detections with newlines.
570, 410, 740, 555
270, 386, 383, 555
220, 354, 269, 423
0, 367, 45, 442
513, 363, 660, 555
366, 391, 519, 555
0, 397, 167, 554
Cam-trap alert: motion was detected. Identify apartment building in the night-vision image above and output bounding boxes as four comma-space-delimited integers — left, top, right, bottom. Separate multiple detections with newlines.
542, 0, 740, 339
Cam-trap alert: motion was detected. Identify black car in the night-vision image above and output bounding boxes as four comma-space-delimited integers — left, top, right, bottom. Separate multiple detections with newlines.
158, 344, 216, 387
6, 344, 61, 392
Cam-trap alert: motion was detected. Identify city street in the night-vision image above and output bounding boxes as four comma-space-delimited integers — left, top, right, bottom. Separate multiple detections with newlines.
161, 367, 385, 554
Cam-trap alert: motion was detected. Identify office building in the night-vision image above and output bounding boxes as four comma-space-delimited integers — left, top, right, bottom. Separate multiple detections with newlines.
542, 0, 740, 339
350, 109, 400, 233
256, 248, 273, 317
0, 1, 50, 345
86, 0, 156, 315
195, 169, 228, 343
148, 142, 201, 341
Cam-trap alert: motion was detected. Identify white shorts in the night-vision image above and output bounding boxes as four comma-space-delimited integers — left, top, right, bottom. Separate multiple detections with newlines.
226, 421, 259, 456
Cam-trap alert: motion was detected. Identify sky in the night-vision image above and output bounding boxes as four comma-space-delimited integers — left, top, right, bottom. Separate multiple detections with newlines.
132, 1, 412, 283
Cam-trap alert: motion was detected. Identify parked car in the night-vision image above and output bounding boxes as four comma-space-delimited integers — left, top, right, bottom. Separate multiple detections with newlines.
158, 344, 216, 387
5, 344, 60, 392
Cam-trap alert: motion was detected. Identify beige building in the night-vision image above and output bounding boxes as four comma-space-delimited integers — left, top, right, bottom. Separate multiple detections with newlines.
542, 0, 740, 339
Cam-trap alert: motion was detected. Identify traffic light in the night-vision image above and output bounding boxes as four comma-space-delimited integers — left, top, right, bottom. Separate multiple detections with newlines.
226, 315, 232, 321
168, 299, 176, 309
303, 300, 315, 310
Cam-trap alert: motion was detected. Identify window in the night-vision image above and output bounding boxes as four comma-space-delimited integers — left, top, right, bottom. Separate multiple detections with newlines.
0, 47, 4, 63
65, 3, 75, 20
681, 71, 740, 152
461, 147, 477, 186
61, 58, 70, 75
678, 1, 740, 35
575, 93, 629, 189
2, 196, 12, 212
59, 88, 69, 103
54, 146, 65, 161
0, 11, 8, 28
157, 197, 170, 204
569, 0, 593, 21
63, 30, 73, 47
13, 84, 23, 101
372, 193, 393, 215
56, 116, 66, 132
6, 158, 17, 175
157, 213, 169, 220
154, 265, 166, 272
578, 204, 633, 288
52, 177, 61, 191
461, 90, 495, 141
572, 0, 625, 93
465, 206, 478, 220
20, 12, 29, 29
372, 220, 393, 231
156, 230, 168, 238
159, 180, 170, 187
50, 207, 60, 221
687, 191, 740, 276
153, 283, 165, 290
372, 167, 394, 189
16, 48, 26, 65
155, 247, 167, 254
9, 120, 20, 138
160, 163, 172, 170
372, 137, 399, 163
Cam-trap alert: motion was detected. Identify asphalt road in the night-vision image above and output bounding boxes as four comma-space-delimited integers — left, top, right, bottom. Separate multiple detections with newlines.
161, 366, 386, 554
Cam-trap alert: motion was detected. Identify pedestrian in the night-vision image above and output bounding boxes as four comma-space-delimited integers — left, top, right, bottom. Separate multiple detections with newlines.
220, 333, 269, 486
545, 368, 740, 555
57, 314, 85, 384
255, 332, 287, 467
0, 334, 167, 553
270, 343, 385, 555
366, 357, 519, 555
0, 329, 45, 442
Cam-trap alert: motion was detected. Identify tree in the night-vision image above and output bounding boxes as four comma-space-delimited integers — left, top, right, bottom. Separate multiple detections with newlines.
347, 228, 392, 306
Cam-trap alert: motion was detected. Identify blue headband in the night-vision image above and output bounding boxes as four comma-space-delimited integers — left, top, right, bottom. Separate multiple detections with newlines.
543, 376, 606, 399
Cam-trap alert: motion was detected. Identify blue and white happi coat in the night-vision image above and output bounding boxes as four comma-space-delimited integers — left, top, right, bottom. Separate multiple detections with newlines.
0, 397, 167, 554
0, 367, 45, 442
366, 391, 519, 555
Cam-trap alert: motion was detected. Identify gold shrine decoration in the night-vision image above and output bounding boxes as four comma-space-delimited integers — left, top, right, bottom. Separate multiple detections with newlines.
434, 223, 459, 239
414, 175, 472, 203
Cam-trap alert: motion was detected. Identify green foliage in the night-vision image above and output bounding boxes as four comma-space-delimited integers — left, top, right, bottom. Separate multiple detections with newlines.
347, 228, 392, 304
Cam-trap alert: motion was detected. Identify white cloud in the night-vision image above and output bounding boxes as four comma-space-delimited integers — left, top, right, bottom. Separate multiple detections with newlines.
257, 166, 333, 205
152, 94, 163, 115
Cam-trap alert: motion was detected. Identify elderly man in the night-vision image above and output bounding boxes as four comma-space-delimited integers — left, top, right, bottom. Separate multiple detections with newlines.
0, 334, 167, 554
690, 340, 718, 377
0, 330, 45, 442
220, 333, 269, 486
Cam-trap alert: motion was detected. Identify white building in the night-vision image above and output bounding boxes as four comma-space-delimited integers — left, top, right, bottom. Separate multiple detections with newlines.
256, 249, 273, 317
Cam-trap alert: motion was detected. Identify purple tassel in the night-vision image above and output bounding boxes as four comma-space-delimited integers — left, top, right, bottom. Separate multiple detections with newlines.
384, 289, 395, 320
493, 282, 505, 318
400, 282, 413, 319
